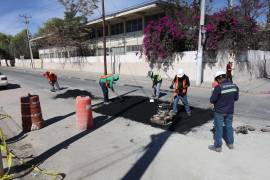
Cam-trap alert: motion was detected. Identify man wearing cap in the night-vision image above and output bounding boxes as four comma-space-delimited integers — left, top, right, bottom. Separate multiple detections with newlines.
99, 74, 120, 104
169, 69, 191, 116
209, 70, 239, 152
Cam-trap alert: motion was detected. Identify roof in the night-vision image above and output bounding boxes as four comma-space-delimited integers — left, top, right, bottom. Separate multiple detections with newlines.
87, 0, 176, 26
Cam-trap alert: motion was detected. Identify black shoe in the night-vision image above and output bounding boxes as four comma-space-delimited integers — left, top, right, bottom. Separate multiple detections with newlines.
208, 145, 222, 153
226, 144, 234, 149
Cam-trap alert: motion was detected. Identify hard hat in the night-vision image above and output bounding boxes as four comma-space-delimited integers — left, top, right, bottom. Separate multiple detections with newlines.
177, 68, 184, 78
215, 70, 226, 79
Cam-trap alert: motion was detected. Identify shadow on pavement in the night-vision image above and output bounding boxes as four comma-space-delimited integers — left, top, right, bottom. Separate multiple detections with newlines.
6, 131, 27, 144
9, 96, 149, 177
90, 96, 213, 179
122, 131, 171, 180
44, 112, 76, 127
0, 83, 21, 90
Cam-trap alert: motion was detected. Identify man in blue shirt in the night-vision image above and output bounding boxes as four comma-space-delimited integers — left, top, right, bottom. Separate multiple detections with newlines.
209, 71, 239, 152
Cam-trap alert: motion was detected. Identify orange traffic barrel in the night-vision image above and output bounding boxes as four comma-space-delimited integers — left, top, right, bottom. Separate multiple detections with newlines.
21, 94, 44, 132
75, 96, 93, 130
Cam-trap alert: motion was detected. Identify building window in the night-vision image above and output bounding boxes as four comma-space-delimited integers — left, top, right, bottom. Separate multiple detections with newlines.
126, 45, 142, 52
97, 48, 109, 56
97, 26, 108, 37
50, 53, 54, 58
111, 46, 125, 54
145, 13, 165, 26
89, 28, 96, 39
126, 18, 142, 33
57, 52, 62, 58
111, 23, 124, 35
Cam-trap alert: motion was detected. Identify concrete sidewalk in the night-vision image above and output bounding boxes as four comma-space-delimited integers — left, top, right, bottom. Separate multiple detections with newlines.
5, 67, 270, 95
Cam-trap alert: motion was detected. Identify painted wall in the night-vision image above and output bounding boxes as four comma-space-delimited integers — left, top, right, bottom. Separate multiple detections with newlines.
8, 50, 270, 82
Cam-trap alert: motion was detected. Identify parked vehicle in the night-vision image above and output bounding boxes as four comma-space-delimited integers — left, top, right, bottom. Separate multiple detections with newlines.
0, 72, 8, 88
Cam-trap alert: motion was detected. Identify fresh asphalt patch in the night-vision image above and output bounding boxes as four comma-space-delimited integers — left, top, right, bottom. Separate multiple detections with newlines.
93, 95, 213, 134
53, 89, 99, 99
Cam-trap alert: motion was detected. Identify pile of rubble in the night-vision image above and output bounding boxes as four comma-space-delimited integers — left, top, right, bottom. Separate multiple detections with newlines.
235, 125, 270, 134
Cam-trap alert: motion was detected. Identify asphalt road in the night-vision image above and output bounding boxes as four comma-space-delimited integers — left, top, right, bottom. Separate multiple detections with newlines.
1, 67, 270, 122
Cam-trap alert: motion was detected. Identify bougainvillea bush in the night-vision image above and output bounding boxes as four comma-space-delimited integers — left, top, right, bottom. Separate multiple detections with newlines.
143, 15, 193, 61
143, 6, 259, 61
205, 7, 258, 52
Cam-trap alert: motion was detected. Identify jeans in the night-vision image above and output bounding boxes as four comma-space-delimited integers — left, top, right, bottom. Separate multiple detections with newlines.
152, 82, 161, 98
50, 80, 60, 91
213, 112, 234, 148
172, 95, 191, 114
99, 81, 109, 102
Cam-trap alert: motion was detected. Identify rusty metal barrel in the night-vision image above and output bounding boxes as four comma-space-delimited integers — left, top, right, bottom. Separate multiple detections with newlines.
21, 94, 44, 132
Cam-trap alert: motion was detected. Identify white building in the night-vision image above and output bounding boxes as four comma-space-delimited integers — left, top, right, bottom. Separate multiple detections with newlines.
39, 0, 176, 58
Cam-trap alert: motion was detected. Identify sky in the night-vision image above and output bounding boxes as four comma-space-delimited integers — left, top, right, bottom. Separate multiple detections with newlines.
0, 0, 229, 36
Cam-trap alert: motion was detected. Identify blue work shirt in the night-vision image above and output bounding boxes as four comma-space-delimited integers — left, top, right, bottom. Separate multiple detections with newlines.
210, 80, 239, 114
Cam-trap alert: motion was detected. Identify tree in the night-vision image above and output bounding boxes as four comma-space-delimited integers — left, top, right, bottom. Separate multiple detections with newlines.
239, 0, 268, 19
0, 33, 12, 60
10, 30, 39, 59
59, 0, 98, 17
37, 0, 99, 55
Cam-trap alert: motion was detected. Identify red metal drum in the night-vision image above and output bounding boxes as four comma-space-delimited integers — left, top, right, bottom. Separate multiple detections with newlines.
21, 94, 44, 132
75, 96, 93, 130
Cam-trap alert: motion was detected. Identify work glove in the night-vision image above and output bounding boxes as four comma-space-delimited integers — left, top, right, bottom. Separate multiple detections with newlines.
169, 85, 174, 89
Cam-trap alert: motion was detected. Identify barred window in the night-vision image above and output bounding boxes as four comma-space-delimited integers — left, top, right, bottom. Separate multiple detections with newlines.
126, 18, 142, 33
111, 46, 125, 54
111, 23, 124, 35
126, 45, 142, 52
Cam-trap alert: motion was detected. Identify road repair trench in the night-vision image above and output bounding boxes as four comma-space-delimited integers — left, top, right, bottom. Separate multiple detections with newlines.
93, 95, 213, 134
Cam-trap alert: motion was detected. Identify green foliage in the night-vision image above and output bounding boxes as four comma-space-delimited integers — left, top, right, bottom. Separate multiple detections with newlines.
10, 30, 30, 59
0, 33, 12, 59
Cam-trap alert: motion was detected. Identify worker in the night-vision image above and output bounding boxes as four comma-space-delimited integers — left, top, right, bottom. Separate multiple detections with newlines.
169, 68, 191, 116
226, 61, 233, 82
209, 70, 239, 152
149, 68, 163, 100
43, 71, 60, 92
99, 74, 120, 104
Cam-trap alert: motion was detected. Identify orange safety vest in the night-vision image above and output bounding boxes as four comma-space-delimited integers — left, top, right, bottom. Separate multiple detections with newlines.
175, 76, 187, 95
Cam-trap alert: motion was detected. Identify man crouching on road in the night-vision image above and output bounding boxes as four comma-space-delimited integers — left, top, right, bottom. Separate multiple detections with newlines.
209, 71, 239, 152
43, 71, 60, 92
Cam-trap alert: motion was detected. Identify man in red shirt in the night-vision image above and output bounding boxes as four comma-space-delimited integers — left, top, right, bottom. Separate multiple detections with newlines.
43, 71, 60, 92
226, 62, 233, 82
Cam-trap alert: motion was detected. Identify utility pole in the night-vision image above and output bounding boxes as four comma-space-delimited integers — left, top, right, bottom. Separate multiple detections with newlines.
102, 0, 107, 75
228, 0, 233, 8
20, 14, 34, 69
196, 0, 205, 86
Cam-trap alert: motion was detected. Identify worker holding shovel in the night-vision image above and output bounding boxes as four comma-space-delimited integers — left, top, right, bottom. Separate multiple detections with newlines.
148, 68, 163, 101
99, 74, 120, 104
169, 68, 191, 117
